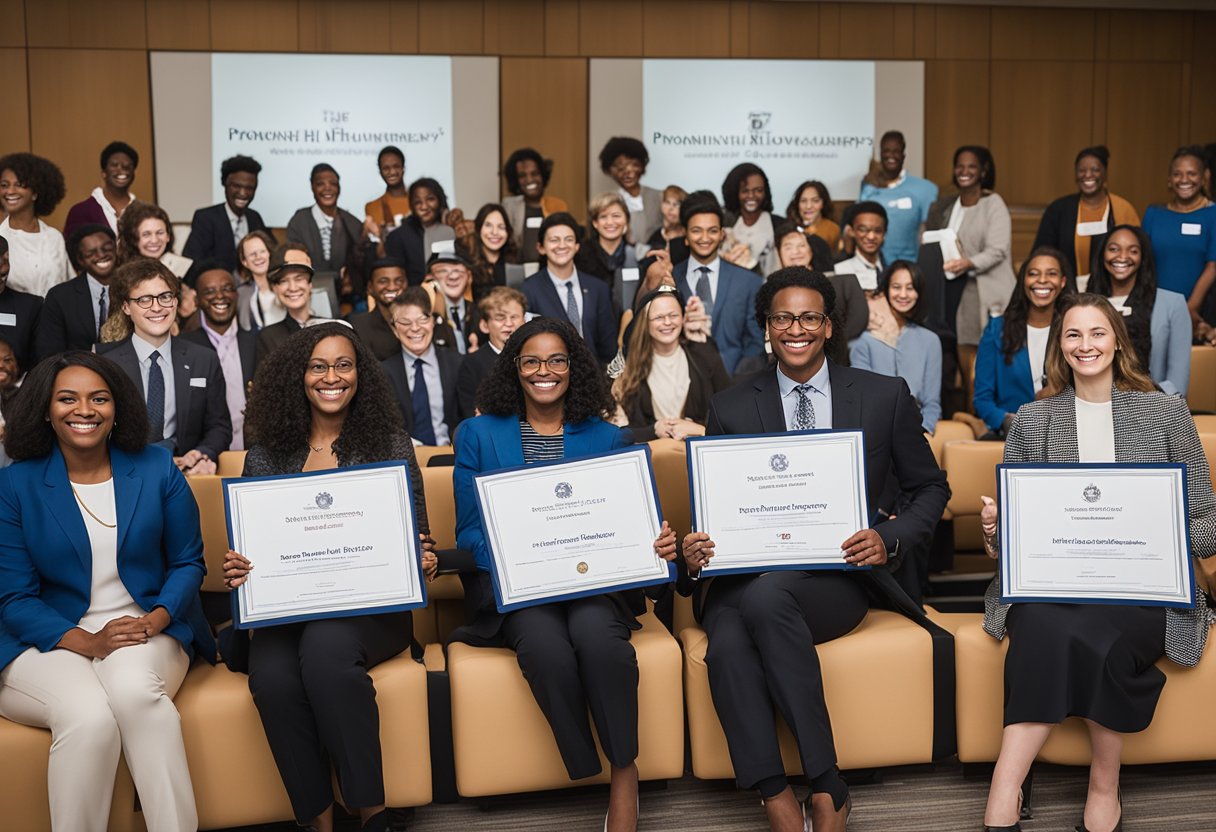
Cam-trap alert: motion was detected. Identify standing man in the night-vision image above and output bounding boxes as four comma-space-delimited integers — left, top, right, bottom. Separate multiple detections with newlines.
348, 257, 408, 361
0, 236, 41, 370
63, 141, 138, 241
382, 286, 463, 445
183, 261, 256, 450
859, 131, 938, 264
183, 155, 272, 273
36, 224, 118, 361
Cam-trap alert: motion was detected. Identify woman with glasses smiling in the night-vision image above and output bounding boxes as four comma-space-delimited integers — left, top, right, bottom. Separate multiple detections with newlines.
452, 317, 678, 832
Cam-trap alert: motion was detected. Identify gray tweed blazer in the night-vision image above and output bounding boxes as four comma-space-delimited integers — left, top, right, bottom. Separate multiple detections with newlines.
983, 386, 1216, 667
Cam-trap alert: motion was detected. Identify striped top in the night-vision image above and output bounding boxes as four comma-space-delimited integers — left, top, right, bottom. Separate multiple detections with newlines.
520, 420, 563, 464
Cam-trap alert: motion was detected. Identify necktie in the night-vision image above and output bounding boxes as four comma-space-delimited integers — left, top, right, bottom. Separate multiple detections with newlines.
97, 291, 107, 340
793, 383, 816, 431
695, 266, 714, 308
147, 351, 165, 443
410, 357, 437, 446
449, 305, 465, 354
564, 281, 583, 337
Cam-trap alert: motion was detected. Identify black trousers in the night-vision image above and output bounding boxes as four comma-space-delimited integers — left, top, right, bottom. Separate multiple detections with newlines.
502, 595, 639, 780
248, 611, 411, 822
702, 571, 869, 791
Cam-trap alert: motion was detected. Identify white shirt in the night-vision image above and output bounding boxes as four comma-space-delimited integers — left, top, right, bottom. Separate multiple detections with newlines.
1025, 323, 1051, 393
403, 345, 449, 445
619, 188, 644, 212
85, 273, 108, 337
0, 217, 71, 296
89, 186, 135, 235
548, 270, 583, 322
224, 203, 248, 249
74, 479, 143, 633
833, 253, 883, 291
687, 256, 721, 304
310, 203, 335, 262
131, 334, 177, 444
1075, 397, 1115, 462
777, 360, 833, 431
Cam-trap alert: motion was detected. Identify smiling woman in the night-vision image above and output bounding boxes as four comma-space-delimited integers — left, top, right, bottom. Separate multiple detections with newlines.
0, 152, 71, 297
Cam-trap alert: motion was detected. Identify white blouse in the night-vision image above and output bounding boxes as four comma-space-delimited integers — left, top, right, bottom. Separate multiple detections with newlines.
73, 479, 143, 633
0, 217, 71, 296
1075, 397, 1115, 463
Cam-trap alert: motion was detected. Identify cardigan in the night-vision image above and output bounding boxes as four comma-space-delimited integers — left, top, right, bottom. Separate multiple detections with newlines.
849, 323, 942, 433
1032, 192, 1139, 279
982, 387, 1216, 666
926, 192, 1016, 335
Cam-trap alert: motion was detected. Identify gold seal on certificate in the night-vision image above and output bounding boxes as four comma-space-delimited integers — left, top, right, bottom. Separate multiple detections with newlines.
224, 461, 427, 628
474, 446, 673, 612
686, 430, 870, 575
998, 463, 1195, 608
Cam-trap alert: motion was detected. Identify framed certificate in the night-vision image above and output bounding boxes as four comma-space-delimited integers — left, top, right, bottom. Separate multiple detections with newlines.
998, 463, 1195, 608
474, 445, 673, 613
224, 460, 427, 629
686, 430, 871, 576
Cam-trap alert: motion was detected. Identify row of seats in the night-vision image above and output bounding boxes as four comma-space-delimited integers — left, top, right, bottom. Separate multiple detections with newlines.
2, 438, 1213, 830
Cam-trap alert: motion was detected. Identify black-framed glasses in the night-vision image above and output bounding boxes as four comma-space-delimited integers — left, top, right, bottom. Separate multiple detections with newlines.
515, 355, 570, 375
128, 291, 178, 309
306, 359, 356, 376
767, 312, 827, 331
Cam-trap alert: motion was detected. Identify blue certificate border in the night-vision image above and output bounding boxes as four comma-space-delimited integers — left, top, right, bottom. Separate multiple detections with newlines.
473, 444, 675, 613
997, 462, 1195, 609
684, 430, 873, 576
223, 459, 427, 629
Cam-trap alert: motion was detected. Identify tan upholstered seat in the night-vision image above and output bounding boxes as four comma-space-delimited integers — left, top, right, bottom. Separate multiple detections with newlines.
927, 419, 973, 467
943, 440, 1005, 551
679, 609, 938, 778
420, 464, 465, 643
187, 474, 229, 593
938, 612, 1216, 764
216, 450, 247, 477
1188, 346, 1216, 412
447, 611, 684, 797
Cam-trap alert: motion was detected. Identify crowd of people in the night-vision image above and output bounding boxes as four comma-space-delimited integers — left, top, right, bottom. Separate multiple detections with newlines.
0, 130, 1214, 832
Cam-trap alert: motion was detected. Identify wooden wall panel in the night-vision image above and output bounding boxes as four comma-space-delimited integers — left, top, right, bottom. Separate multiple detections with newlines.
746, 0, 818, 59
933, 6, 989, 60
25, 0, 147, 49
146, 0, 211, 50
0, 49, 30, 152
1102, 61, 1185, 214
210, 0, 298, 51
923, 60, 989, 187
1106, 10, 1191, 62
543, 0, 579, 56
578, 0, 641, 57
1189, 14, 1216, 143
389, 0, 421, 53
298, 0, 393, 54
728, 0, 748, 57
418, 0, 484, 54
27, 49, 155, 227
0, 0, 26, 47
989, 61, 1094, 206
989, 7, 1094, 61
501, 57, 588, 222
837, 4, 913, 60
483, 0, 546, 57
817, 3, 840, 59
643, 0, 730, 58
912, 4, 935, 59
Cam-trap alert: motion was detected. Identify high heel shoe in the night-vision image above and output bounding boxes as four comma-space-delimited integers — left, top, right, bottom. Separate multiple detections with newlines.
1076, 789, 1123, 832
984, 773, 1031, 832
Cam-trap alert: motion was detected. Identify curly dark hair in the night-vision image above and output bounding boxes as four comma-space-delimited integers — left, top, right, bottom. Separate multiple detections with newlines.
101, 141, 139, 170
1000, 246, 1075, 365
66, 223, 116, 272
476, 318, 614, 424
2, 351, 149, 461
116, 201, 176, 266
598, 137, 649, 173
243, 322, 405, 458
755, 267, 838, 331
0, 153, 67, 217
220, 154, 262, 184
502, 148, 553, 196
721, 163, 774, 215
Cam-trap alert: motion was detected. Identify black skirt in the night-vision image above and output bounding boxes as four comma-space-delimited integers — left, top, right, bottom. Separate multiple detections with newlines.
1003, 602, 1167, 732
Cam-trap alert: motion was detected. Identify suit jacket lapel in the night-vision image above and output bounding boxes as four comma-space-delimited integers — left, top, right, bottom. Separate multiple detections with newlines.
73, 276, 97, 340
171, 338, 191, 448
535, 270, 564, 318
1111, 386, 1139, 463
711, 266, 728, 321
40, 446, 90, 570
753, 368, 787, 434
110, 446, 142, 554
828, 362, 861, 430
1048, 390, 1080, 463
237, 331, 256, 385
493, 417, 525, 469
674, 261, 691, 298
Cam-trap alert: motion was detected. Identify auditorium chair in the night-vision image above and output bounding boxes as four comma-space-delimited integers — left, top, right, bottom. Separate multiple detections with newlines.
1189, 346, 1216, 412
927, 419, 973, 467
216, 449, 247, 477
419, 463, 466, 645
943, 440, 1005, 552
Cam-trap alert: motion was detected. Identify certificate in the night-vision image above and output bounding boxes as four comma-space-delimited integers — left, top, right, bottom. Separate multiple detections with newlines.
474, 446, 673, 613
998, 464, 1195, 608
686, 431, 870, 576
224, 461, 426, 628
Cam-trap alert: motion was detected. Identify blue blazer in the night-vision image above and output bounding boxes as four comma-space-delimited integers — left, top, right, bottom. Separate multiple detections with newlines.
674, 258, 764, 376
521, 269, 618, 365
972, 316, 1036, 431
0, 445, 214, 672
454, 414, 630, 573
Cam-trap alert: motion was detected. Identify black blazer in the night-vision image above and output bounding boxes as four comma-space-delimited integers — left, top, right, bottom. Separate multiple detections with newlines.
521, 268, 618, 365
384, 219, 428, 286
381, 348, 463, 443
285, 206, 368, 295
182, 326, 257, 388
1032, 193, 1121, 277
254, 316, 305, 368
0, 286, 43, 371
455, 344, 499, 420
348, 309, 401, 362
182, 203, 271, 274
98, 336, 233, 460
621, 340, 731, 441
34, 274, 96, 362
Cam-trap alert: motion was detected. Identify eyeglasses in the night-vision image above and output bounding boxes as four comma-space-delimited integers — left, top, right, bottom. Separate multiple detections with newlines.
767, 312, 828, 331
306, 359, 357, 376
515, 355, 570, 375
648, 312, 682, 324
128, 292, 178, 309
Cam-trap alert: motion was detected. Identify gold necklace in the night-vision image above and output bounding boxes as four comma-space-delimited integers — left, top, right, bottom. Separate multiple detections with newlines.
72, 486, 116, 529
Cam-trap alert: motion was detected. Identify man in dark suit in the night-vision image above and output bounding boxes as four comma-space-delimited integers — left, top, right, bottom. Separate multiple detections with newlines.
0, 236, 42, 371
347, 257, 408, 361
381, 286, 462, 445
521, 212, 617, 365
681, 267, 950, 831
286, 163, 370, 304
35, 224, 118, 363
672, 192, 764, 376
455, 286, 526, 420
182, 155, 272, 273
428, 251, 478, 354
182, 261, 256, 450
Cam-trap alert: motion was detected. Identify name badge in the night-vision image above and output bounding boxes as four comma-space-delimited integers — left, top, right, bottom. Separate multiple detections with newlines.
1076, 220, 1107, 237
525, 216, 543, 229
621, 267, 639, 283
190, 377, 207, 388
890, 196, 913, 210
0, 313, 15, 327
430, 239, 456, 254
1182, 223, 1202, 236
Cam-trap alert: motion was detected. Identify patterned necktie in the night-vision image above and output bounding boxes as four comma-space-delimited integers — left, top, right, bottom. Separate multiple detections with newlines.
793, 383, 816, 431
410, 357, 437, 446
564, 281, 583, 337
695, 266, 714, 308
147, 351, 165, 443
97, 291, 107, 340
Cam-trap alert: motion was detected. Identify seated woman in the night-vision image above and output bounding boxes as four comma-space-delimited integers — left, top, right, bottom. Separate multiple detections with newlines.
721, 163, 783, 275
385, 178, 463, 286
971, 248, 1073, 438
500, 147, 568, 264
575, 191, 639, 307
453, 318, 677, 832
611, 286, 730, 441
463, 203, 517, 301
0, 351, 214, 832
775, 222, 866, 343
978, 293, 1216, 832
220, 322, 437, 832
784, 180, 840, 251
1088, 224, 1191, 396
850, 262, 942, 433
239, 229, 283, 331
